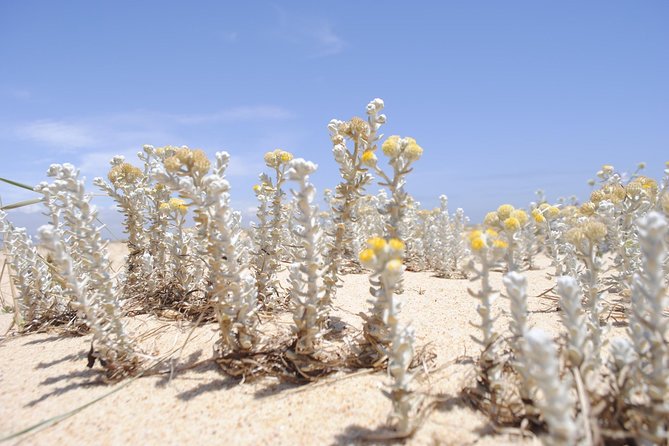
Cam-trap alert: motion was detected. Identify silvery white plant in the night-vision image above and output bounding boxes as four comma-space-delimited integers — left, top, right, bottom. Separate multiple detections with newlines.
94, 156, 151, 299
322, 99, 384, 305
252, 149, 293, 308
556, 276, 598, 393
37, 164, 139, 374
370, 135, 424, 240
286, 158, 329, 356
629, 212, 668, 442
467, 229, 508, 395
565, 218, 609, 367
358, 237, 415, 432
153, 149, 258, 352
502, 271, 537, 414
0, 211, 63, 330
522, 329, 578, 446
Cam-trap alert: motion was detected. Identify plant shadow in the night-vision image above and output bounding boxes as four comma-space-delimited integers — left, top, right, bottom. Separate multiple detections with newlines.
26, 368, 103, 407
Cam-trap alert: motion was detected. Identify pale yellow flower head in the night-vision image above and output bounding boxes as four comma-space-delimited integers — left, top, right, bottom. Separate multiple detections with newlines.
108, 162, 142, 187
164, 156, 182, 173
582, 219, 607, 241
532, 208, 546, 224
545, 205, 560, 220
503, 217, 521, 232
385, 259, 403, 274
168, 198, 188, 215
361, 150, 377, 167
485, 228, 499, 238
497, 204, 515, 220
404, 141, 423, 161
493, 239, 508, 249
511, 209, 528, 226
566, 227, 585, 246
359, 248, 376, 266
367, 237, 387, 253
579, 202, 597, 216
470, 237, 485, 251
263, 151, 277, 167
483, 211, 499, 227
388, 238, 405, 252
381, 136, 401, 157
590, 189, 605, 203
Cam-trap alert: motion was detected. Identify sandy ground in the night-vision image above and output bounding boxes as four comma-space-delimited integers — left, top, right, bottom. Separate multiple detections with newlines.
0, 243, 626, 445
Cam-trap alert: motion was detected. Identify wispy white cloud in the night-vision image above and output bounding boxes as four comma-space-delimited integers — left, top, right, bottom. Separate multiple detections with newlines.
274, 7, 345, 57
17, 120, 97, 150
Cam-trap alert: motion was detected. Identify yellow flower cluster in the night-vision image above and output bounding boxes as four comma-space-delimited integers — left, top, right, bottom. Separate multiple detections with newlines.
531, 204, 560, 224
358, 237, 405, 273
159, 197, 188, 216
264, 149, 293, 168
108, 162, 143, 187
531, 208, 546, 223
339, 117, 370, 140
164, 148, 211, 176
381, 135, 423, 161
496, 204, 515, 220
566, 218, 608, 246
468, 228, 507, 252
361, 150, 377, 167
627, 176, 658, 200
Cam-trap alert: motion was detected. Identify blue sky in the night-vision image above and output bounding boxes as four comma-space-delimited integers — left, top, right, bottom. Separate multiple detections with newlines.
1, 1, 668, 236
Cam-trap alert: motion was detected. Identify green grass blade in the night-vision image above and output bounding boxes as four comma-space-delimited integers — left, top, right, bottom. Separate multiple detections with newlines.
0, 177, 35, 192
0, 198, 43, 211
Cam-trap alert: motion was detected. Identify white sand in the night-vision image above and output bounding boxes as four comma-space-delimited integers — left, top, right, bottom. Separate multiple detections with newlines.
0, 245, 625, 445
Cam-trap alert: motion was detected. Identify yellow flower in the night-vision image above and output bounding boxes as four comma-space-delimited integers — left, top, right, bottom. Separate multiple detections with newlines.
191, 149, 211, 175
503, 217, 521, 232
471, 237, 485, 251
263, 151, 277, 166
566, 227, 585, 245
602, 164, 614, 174
164, 156, 182, 173
367, 237, 387, 253
108, 162, 142, 186
532, 208, 546, 224
510, 209, 528, 226
279, 150, 293, 164
159, 202, 170, 212
483, 211, 499, 227
404, 141, 423, 161
582, 219, 607, 241
168, 198, 188, 215
389, 238, 405, 251
579, 202, 596, 216
381, 136, 400, 157
361, 150, 377, 167
493, 239, 508, 249
485, 228, 498, 238
252, 184, 261, 193
497, 204, 515, 220
590, 189, 605, 203
468, 230, 483, 241
385, 259, 403, 273
359, 248, 376, 265
545, 205, 560, 220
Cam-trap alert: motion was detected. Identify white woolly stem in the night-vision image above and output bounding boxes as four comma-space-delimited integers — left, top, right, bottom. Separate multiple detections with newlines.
523, 329, 577, 446
286, 159, 328, 355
